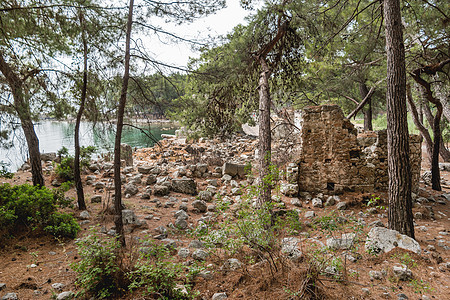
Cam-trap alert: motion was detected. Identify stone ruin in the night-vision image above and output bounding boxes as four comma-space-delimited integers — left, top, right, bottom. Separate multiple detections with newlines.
285, 105, 422, 194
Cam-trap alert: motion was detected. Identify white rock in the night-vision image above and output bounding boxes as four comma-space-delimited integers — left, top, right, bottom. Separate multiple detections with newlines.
365, 227, 421, 254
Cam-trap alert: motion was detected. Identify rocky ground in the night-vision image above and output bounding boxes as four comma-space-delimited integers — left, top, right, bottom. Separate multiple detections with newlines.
0, 134, 449, 300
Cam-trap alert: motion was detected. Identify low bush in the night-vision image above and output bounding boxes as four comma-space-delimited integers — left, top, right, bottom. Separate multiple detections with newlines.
72, 231, 194, 299
55, 146, 96, 182
0, 183, 79, 239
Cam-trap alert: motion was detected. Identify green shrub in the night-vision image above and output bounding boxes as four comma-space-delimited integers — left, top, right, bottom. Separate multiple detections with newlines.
72, 231, 122, 299
72, 232, 194, 300
0, 162, 13, 179
44, 212, 80, 238
55, 156, 75, 181
55, 146, 97, 182
0, 183, 79, 239
128, 241, 191, 300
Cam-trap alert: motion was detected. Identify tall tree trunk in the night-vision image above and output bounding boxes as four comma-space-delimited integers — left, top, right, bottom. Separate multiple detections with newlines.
74, 11, 88, 210
114, 0, 134, 246
384, 0, 414, 238
411, 70, 446, 191
0, 52, 44, 186
258, 58, 272, 205
359, 82, 373, 131
407, 84, 433, 164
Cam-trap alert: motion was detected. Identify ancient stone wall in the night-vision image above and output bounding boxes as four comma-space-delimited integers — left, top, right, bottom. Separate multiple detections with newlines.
295, 105, 422, 194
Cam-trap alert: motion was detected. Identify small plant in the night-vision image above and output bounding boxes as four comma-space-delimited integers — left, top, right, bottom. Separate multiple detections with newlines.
128, 240, 192, 299
391, 253, 417, 269
0, 162, 13, 179
55, 146, 97, 182
72, 230, 122, 299
409, 279, 433, 294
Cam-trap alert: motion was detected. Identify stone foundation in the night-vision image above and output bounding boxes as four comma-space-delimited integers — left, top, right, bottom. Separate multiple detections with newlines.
294, 105, 422, 194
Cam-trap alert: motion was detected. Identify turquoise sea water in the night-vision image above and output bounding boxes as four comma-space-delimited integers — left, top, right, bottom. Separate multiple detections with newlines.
0, 121, 176, 172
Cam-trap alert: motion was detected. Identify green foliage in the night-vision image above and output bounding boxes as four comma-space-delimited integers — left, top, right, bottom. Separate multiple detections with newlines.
72, 231, 122, 299
0, 183, 79, 239
0, 162, 13, 179
44, 212, 80, 238
73, 232, 195, 299
55, 146, 96, 182
409, 279, 433, 294
129, 240, 192, 299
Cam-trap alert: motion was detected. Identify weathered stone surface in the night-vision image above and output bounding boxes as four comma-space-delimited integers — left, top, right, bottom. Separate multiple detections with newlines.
122, 209, 139, 225
212, 292, 228, 300
41, 152, 57, 161
124, 183, 139, 196
198, 190, 214, 202
192, 249, 208, 261
312, 198, 323, 208
2, 293, 18, 300
327, 233, 356, 250
286, 163, 299, 183
223, 258, 242, 270
393, 265, 412, 281
138, 165, 152, 174
222, 162, 246, 178
280, 183, 299, 197
80, 210, 90, 220
153, 185, 170, 196
192, 200, 207, 213
91, 195, 102, 203
178, 248, 190, 258
172, 178, 197, 195
146, 174, 157, 185
120, 143, 133, 166
281, 237, 303, 261
298, 105, 421, 194
365, 227, 421, 254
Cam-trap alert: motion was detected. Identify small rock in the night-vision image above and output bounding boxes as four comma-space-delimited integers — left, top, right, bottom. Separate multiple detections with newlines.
223, 258, 241, 270
178, 248, 190, 258
189, 240, 204, 248
290, 198, 302, 207
305, 211, 315, 218
393, 265, 412, 281
0, 284, 5, 292
369, 270, 384, 280
212, 292, 228, 300
51, 283, 65, 291
336, 202, 347, 210
312, 198, 323, 208
192, 200, 207, 213
192, 249, 208, 261
56, 291, 74, 300
1, 293, 18, 300
79, 210, 90, 220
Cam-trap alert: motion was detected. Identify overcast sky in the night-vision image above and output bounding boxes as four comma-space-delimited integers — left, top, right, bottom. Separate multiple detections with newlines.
147, 0, 252, 70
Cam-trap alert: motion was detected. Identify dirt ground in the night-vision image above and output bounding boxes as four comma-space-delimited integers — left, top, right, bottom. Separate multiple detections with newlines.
0, 144, 449, 300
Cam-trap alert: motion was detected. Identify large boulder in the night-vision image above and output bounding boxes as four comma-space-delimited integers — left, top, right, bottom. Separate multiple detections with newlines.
222, 162, 246, 178
171, 178, 197, 195
365, 227, 421, 254
124, 183, 139, 196
41, 152, 57, 161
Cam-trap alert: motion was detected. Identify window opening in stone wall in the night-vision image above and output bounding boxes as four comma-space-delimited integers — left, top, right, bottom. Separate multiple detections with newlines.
349, 150, 360, 159
327, 182, 335, 191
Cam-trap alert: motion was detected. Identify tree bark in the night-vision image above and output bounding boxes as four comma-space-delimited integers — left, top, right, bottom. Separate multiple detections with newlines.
257, 58, 272, 205
0, 52, 44, 187
359, 82, 373, 131
114, 0, 134, 246
74, 10, 88, 210
411, 68, 445, 191
407, 84, 433, 164
384, 0, 414, 238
